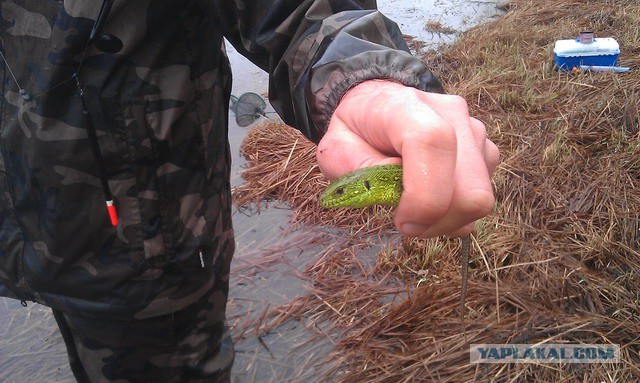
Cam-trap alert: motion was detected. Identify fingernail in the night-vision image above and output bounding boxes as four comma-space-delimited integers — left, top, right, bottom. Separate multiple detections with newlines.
400, 223, 429, 237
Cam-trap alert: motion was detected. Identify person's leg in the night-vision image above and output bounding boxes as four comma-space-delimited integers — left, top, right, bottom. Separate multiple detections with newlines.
52, 309, 93, 383
52, 286, 234, 383
170, 288, 235, 382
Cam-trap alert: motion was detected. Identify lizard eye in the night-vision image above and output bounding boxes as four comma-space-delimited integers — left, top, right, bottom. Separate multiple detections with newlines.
335, 187, 344, 196
363, 180, 370, 190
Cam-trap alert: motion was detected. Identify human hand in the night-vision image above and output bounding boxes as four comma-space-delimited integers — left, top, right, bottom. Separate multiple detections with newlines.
316, 80, 499, 238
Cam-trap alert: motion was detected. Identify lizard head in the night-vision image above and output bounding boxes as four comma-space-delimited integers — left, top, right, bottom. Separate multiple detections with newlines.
319, 176, 371, 208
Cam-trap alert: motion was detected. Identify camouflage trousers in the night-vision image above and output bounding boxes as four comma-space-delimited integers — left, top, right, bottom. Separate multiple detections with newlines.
52, 283, 234, 383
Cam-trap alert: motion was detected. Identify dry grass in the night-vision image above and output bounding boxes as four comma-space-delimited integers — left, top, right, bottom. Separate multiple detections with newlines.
233, 0, 640, 381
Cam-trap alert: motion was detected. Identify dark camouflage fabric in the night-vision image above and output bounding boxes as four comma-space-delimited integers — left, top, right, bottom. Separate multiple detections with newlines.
52, 281, 234, 382
0, 1, 441, 378
0, 0, 441, 319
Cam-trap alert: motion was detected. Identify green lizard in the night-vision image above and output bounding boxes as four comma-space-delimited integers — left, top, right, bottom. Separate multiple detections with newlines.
320, 163, 470, 318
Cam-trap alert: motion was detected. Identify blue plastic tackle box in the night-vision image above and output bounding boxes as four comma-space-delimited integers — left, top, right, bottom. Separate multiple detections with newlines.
553, 33, 620, 71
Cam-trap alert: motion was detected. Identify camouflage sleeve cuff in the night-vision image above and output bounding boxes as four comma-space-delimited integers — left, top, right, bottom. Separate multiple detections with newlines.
306, 49, 443, 142
302, 12, 444, 143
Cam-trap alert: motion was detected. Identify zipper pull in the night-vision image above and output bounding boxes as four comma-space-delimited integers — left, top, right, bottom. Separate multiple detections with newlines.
106, 199, 118, 226
199, 250, 205, 268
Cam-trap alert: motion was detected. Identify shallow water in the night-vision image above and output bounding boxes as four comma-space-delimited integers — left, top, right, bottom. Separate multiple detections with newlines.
0, 1, 504, 382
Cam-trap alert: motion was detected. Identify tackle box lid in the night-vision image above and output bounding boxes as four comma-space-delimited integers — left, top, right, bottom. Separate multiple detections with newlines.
554, 37, 620, 57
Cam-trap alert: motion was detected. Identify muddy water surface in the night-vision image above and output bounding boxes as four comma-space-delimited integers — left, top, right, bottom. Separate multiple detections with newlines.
0, 2, 504, 382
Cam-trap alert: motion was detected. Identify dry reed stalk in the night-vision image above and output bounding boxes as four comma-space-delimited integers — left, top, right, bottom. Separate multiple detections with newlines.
233, 0, 640, 381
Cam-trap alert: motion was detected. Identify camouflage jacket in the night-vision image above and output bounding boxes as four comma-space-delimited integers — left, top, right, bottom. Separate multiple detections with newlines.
0, 0, 442, 319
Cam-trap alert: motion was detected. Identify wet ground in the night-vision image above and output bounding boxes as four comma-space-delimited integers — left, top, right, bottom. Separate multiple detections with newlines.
0, 1, 504, 382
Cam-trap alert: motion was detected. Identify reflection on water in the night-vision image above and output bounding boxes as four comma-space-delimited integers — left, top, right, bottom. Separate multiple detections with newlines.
0, 1, 504, 381
0, 299, 71, 382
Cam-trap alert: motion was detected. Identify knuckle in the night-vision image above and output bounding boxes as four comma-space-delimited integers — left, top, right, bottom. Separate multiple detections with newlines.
398, 191, 449, 222
471, 117, 487, 137
405, 124, 456, 150
429, 201, 451, 220
461, 188, 495, 219
444, 94, 469, 112
419, 197, 451, 221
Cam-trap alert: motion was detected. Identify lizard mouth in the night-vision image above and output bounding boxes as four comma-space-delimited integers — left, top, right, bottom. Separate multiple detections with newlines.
319, 188, 361, 208
319, 192, 371, 209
